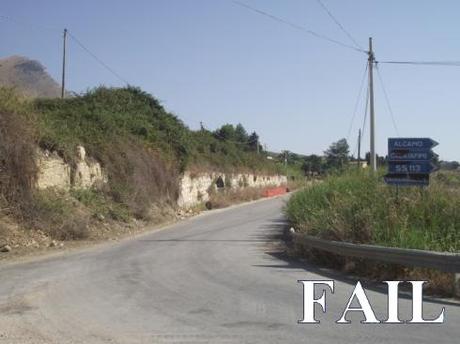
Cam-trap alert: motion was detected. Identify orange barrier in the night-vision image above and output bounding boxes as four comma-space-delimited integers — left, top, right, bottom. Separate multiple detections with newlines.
262, 186, 288, 198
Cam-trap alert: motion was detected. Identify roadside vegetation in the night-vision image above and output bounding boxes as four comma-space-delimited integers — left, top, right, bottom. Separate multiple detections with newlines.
286, 169, 460, 252
286, 169, 460, 296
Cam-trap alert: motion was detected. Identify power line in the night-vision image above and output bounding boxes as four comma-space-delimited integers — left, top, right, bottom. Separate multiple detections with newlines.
379, 60, 460, 67
360, 84, 370, 143
0, 13, 130, 85
231, 0, 366, 54
352, 130, 360, 158
315, 0, 363, 51
375, 65, 399, 136
346, 63, 368, 143
67, 32, 130, 85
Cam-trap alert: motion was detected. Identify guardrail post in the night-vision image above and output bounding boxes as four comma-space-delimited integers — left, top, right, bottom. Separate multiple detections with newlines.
455, 274, 460, 299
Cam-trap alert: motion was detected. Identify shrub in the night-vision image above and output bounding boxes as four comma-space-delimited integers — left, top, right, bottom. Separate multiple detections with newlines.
0, 88, 38, 208
100, 140, 179, 219
28, 190, 89, 240
70, 188, 130, 222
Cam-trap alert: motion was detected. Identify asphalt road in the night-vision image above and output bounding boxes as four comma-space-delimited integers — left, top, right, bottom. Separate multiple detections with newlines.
0, 196, 458, 343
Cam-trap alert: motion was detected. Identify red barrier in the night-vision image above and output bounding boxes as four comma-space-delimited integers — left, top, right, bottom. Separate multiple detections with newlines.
262, 186, 288, 198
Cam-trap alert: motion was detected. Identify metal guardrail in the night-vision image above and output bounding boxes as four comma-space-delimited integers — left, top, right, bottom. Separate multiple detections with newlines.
292, 232, 460, 273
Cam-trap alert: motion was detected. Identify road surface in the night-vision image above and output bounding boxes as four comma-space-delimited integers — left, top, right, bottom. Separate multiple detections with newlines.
0, 196, 458, 343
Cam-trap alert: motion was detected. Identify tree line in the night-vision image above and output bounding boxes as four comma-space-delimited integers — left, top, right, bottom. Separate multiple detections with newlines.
212, 123, 262, 153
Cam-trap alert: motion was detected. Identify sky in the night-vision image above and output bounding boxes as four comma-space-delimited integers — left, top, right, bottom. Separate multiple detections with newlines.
1, 0, 459, 160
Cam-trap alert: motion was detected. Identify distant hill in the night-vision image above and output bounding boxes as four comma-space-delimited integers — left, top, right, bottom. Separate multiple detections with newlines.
0, 55, 61, 98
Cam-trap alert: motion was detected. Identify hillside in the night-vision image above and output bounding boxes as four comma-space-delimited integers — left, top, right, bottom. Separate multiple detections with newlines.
0, 54, 294, 256
0, 55, 61, 98
0, 85, 287, 242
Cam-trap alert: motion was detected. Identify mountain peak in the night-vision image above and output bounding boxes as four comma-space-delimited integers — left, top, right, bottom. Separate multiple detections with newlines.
0, 55, 62, 98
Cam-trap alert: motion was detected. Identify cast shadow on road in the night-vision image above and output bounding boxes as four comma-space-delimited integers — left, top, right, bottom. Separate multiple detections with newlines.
253, 217, 460, 308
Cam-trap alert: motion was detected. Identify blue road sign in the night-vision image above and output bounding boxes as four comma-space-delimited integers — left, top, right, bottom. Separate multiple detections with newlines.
388, 138, 438, 151
384, 174, 429, 187
386, 137, 438, 187
388, 150, 437, 161
388, 161, 438, 174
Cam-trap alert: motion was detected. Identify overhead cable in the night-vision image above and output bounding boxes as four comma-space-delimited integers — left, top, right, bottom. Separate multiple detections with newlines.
68, 32, 130, 85
346, 63, 368, 143
231, 1, 367, 54
375, 65, 399, 136
315, 0, 363, 51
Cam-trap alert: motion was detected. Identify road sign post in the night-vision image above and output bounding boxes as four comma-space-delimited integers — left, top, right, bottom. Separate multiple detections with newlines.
385, 138, 438, 187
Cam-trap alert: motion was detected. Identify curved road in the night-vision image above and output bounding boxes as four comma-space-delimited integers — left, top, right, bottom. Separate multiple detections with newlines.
0, 196, 458, 343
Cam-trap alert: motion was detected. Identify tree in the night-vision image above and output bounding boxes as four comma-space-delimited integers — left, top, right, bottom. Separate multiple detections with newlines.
234, 123, 249, 143
215, 124, 235, 141
302, 154, 323, 175
248, 131, 260, 152
324, 138, 349, 169
440, 160, 460, 170
278, 150, 291, 165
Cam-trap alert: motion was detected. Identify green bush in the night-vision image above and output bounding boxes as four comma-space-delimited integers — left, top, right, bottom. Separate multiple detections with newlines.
286, 170, 460, 252
34, 86, 279, 174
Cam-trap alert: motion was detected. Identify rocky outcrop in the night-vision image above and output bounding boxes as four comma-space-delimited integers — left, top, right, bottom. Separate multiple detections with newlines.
36, 146, 107, 190
36, 150, 71, 190
177, 172, 287, 208
0, 55, 62, 98
36, 146, 287, 209
73, 146, 107, 189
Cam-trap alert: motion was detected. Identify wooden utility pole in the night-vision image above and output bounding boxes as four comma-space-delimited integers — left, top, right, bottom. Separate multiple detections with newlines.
368, 37, 377, 172
61, 28, 67, 99
357, 128, 361, 169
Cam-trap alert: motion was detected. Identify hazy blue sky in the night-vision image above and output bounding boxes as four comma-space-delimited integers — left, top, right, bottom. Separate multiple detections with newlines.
1, 0, 459, 160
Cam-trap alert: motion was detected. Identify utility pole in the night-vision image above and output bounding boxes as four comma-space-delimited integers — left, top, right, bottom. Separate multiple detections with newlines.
61, 28, 67, 99
357, 128, 361, 169
368, 37, 377, 172
256, 137, 259, 154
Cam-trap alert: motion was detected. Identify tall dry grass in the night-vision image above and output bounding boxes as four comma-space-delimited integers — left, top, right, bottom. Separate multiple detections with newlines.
286, 170, 460, 252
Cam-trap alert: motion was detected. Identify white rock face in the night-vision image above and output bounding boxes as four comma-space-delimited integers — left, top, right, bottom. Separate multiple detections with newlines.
36, 150, 71, 189
177, 173, 215, 208
177, 172, 287, 209
36, 145, 287, 208
73, 146, 107, 189
36, 146, 107, 190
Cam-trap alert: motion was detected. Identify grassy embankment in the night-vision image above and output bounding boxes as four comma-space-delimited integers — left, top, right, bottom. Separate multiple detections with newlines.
0, 86, 288, 246
285, 170, 460, 295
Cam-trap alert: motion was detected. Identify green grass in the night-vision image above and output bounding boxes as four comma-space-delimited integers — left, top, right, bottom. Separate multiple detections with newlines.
285, 170, 460, 252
